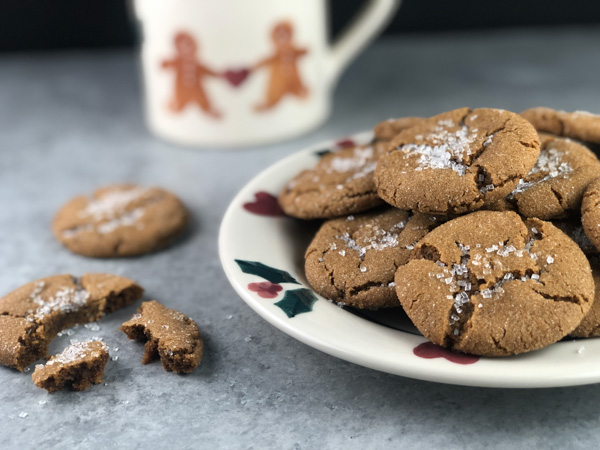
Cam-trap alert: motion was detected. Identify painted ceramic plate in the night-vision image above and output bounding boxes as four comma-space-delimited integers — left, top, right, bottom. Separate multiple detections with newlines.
219, 132, 600, 388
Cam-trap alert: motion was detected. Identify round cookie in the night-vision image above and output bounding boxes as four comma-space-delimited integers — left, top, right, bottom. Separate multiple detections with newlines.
279, 118, 424, 220
520, 107, 600, 144
375, 108, 540, 215
395, 210, 594, 356
53, 184, 188, 257
503, 133, 600, 219
305, 208, 445, 309
373, 116, 424, 141
581, 178, 600, 253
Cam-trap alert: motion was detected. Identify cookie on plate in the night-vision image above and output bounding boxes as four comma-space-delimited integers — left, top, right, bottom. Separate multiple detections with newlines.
53, 184, 188, 258
581, 178, 600, 254
570, 258, 600, 338
279, 142, 386, 219
500, 133, 600, 219
375, 107, 540, 215
373, 116, 424, 141
279, 118, 424, 220
32, 339, 109, 392
305, 208, 446, 309
520, 107, 600, 144
395, 210, 594, 356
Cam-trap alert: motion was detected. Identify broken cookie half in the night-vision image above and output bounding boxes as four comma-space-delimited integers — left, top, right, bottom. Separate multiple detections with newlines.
0, 273, 143, 371
120, 301, 203, 374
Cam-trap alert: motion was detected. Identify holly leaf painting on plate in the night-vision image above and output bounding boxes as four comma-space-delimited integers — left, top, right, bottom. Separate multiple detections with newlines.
235, 260, 300, 284
274, 288, 318, 318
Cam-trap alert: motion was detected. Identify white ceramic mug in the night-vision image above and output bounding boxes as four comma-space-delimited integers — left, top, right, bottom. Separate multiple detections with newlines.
133, 0, 401, 148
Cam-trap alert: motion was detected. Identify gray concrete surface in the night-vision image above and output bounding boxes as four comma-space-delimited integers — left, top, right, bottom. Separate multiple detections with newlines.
1, 27, 600, 449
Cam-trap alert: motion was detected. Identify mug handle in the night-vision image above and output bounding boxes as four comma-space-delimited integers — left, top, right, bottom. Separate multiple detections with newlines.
326, 0, 401, 85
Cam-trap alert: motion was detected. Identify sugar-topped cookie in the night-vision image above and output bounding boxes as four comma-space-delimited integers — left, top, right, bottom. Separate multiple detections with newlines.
279, 118, 424, 220
521, 107, 600, 144
53, 184, 188, 257
395, 211, 594, 356
496, 133, 600, 219
375, 107, 540, 215
305, 208, 446, 309
0, 273, 143, 371
32, 339, 109, 392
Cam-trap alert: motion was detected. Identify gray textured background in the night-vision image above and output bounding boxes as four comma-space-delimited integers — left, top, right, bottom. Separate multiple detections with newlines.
2, 28, 600, 449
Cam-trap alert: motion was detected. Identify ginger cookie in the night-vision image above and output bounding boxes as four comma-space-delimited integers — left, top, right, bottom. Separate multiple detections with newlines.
0, 273, 142, 371
501, 133, 600, 219
53, 184, 188, 258
520, 107, 600, 144
373, 116, 424, 141
278, 142, 387, 219
375, 107, 540, 215
279, 118, 422, 220
32, 340, 109, 392
395, 210, 594, 356
305, 208, 446, 309
581, 178, 600, 253
120, 301, 203, 374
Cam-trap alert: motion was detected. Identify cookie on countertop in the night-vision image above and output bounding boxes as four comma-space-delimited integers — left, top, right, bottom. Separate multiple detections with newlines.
53, 184, 188, 258
582, 178, 600, 254
120, 301, 203, 374
375, 107, 540, 215
0, 273, 142, 371
0, 316, 49, 372
32, 339, 109, 392
497, 133, 600, 219
305, 208, 446, 309
520, 107, 600, 144
395, 210, 594, 356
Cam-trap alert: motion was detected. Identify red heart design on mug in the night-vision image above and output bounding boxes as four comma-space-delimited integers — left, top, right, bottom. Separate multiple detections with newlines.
224, 69, 250, 87
413, 342, 479, 365
243, 191, 285, 216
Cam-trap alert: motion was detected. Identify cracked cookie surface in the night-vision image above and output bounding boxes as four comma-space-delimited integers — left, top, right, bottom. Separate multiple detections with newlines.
521, 107, 600, 144
0, 273, 143, 370
395, 210, 594, 356
53, 184, 188, 257
492, 133, 600, 219
375, 108, 540, 215
305, 208, 446, 309
120, 301, 203, 374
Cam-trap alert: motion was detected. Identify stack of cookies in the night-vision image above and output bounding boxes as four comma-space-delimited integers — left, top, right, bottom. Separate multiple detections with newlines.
279, 107, 600, 357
